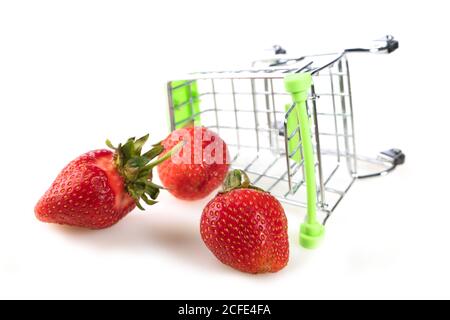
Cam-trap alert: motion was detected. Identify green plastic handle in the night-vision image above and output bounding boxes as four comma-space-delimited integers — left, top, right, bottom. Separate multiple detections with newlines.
170, 80, 201, 129
284, 73, 325, 249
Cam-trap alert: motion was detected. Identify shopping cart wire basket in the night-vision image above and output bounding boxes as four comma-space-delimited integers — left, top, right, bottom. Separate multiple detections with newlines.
166, 35, 404, 249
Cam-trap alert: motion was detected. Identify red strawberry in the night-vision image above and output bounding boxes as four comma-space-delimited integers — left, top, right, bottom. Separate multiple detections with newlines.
157, 126, 229, 200
35, 135, 177, 229
200, 170, 289, 274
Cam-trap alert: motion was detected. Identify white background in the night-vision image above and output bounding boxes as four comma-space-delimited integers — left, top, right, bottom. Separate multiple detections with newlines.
0, 0, 449, 299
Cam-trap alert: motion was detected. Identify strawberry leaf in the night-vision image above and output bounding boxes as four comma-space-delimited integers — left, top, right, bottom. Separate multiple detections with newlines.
107, 136, 183, 211
142, 143, 164, 160
134, 134, 149, 154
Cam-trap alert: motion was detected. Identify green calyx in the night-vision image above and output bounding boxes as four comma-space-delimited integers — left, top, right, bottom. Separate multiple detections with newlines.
106, 134, 182, 210
221, 169, 265, 193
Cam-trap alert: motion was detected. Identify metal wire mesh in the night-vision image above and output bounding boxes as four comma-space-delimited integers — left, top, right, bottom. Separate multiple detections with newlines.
167, 53, 359, 223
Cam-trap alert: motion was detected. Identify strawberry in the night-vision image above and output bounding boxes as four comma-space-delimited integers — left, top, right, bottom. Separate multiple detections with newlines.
200, 169, 289, 274
35, 135, 179, 229
157, 126, 229, 200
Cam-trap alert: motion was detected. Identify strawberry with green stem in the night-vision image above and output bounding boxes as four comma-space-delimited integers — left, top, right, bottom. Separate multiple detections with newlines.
35, 135, 182, 229
200, 169, 289, 274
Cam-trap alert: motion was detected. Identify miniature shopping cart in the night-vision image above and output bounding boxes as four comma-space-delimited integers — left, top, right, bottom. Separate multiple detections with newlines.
166, 35, 404, 249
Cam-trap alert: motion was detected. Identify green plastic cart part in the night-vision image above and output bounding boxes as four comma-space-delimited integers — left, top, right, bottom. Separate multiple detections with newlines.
284, 73, 325, 249
285, 103, 302, 164
170, 80, 201, 129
